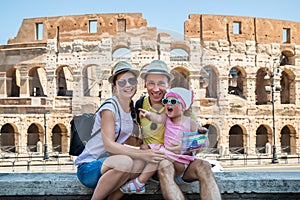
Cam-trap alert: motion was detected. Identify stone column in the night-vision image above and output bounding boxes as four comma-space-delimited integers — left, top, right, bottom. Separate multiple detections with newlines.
19, 76, 30, 97
0, 73, 7, 97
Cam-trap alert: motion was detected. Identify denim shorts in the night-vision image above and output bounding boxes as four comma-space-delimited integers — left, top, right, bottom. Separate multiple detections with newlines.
77, 157, 107, 188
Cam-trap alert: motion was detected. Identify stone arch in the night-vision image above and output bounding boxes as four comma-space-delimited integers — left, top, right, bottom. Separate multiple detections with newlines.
255, 68, 269, 105
228, 66, 247, 99
112, 46, 131, 61
56, 65, 74, 96
170, 48, 189, 61
229, 124, 246, 154
280, 69, 295, 104
255, 124, 272, 153
170, 66, 190, 89
28, 67, 47, 97
112, 43, 130, 55
0, 123, 18, 153
170, 41, 190, 61
27, 123, 43, 152
280, 125, 296, 154
170, 41, 190, 54
280, 49, 295, 65
203, 123, 219, 153
52, 123, 68, 153
6, 67, 20, 97
201, 65, 219, 98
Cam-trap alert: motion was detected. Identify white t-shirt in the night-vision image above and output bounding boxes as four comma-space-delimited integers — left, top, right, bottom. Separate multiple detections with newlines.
75, 96, 133, 165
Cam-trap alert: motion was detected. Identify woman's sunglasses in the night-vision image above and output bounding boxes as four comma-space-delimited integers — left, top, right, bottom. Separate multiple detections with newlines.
117, 78, 137, 87
162, 98, 180, 106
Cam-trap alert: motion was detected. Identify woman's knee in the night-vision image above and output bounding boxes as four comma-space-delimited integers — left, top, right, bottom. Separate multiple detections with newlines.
106, 155, 134, 172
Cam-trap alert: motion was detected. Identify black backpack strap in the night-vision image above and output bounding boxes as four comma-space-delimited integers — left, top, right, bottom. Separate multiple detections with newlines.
134, 95, 145, 124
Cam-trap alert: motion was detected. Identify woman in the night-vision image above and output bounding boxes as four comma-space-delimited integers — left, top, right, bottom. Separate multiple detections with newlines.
74, 61, 166, 200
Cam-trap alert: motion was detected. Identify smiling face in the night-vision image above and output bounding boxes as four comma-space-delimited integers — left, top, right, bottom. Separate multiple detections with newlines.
145, 74, 170, 107
114, 71, 137, 99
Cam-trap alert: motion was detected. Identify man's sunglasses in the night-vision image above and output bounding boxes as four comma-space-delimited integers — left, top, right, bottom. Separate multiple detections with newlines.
162, 98, 180, 106
117, 78, 137, 87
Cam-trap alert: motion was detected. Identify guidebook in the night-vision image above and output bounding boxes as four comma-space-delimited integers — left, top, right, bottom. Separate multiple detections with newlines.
181, 131, 208, 154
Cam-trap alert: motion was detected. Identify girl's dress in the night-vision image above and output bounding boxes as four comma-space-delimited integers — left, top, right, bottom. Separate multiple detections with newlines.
148, 117, 195, 164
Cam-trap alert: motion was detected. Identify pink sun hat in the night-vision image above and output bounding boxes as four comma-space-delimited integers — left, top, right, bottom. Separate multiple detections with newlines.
165, 87, 194, 110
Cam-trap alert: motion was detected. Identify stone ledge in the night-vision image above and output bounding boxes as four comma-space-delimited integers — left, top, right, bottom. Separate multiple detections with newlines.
0, 172, 299, 199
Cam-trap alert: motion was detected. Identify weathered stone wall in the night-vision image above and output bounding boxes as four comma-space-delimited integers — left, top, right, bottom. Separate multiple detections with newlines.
0, 13, 299, 155
8, 13, 147, 44
185, 14, 300, 44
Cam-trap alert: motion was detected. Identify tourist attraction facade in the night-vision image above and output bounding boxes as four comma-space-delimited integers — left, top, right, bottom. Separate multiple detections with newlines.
0, 13, 299, 156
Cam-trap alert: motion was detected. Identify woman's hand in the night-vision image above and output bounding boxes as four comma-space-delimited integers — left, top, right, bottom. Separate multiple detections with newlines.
142, 149, 166, 163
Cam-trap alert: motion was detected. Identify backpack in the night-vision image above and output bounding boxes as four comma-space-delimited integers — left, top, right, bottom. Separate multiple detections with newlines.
69, 98, 120, 156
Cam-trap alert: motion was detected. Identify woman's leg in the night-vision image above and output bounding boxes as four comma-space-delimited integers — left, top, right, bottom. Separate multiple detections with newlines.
91, 155, 134, 200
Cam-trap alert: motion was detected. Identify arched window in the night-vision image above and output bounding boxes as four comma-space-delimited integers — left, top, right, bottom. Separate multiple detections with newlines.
82, 65, 100, 97
27, 124, 41, 152
204, 124, 218, 153
29, 67, 47, 96
171, 67, 190, 89
52, 125, 62, 153
170, 48, 189, 61
1, 123, 16, 152
202, 66, 218, 98
56, 66, 73, 96
112, 48, 131, 62
255, 68, 269, 105
256, 125, 269, 153
6, 68, 20, 97
228, 67, 246, 99
280, 70, 295, 104
229, 125, 244, 154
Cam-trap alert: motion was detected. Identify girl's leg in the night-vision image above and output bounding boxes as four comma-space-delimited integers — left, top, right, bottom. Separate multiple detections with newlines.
120, 161, 158, 193
120, 146, 158, 194
91, 155, 133, 200
109, 159, 146, 199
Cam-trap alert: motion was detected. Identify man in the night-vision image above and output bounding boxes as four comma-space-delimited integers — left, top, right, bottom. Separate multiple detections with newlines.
136, 60, 221, 200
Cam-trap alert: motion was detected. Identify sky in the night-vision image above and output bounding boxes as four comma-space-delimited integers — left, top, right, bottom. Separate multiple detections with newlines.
1, 0, 300, 45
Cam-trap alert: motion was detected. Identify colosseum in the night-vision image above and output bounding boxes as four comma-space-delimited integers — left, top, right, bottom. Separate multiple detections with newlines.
0, 13, 299, 159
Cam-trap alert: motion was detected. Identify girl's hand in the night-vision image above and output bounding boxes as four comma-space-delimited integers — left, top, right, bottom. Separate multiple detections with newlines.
198, 126, 208, 134
165, 140, 182, 154
138, 108, 150, 119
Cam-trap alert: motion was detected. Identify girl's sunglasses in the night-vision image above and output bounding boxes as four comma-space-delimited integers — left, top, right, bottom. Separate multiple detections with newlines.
117, 78, 137, 87
162, 98, 180, 105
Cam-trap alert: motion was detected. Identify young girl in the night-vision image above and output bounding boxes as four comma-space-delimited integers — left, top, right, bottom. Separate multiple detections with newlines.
120, 87, 208, 193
